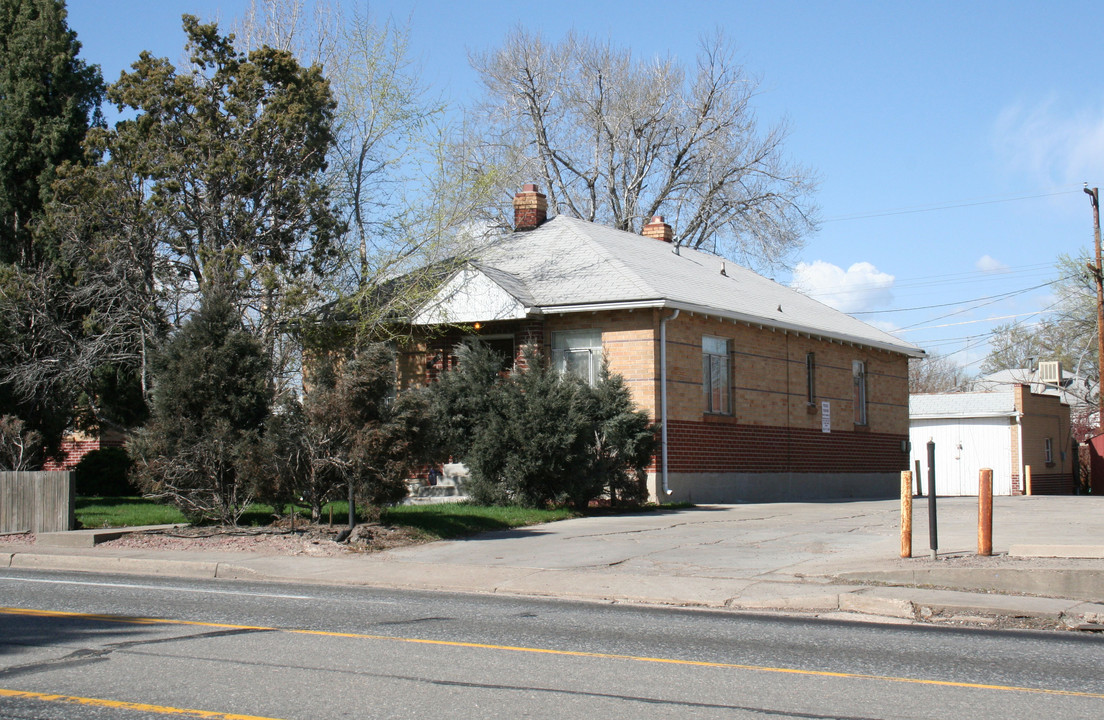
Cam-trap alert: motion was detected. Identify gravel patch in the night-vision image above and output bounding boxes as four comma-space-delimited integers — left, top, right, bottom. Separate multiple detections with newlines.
0, 523, 428, 557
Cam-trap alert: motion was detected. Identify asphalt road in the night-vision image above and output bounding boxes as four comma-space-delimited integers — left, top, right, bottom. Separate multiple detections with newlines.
0, 568, 1102, 719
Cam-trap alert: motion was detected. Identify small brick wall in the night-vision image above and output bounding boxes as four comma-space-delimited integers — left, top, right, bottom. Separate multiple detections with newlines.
667, 419, 908, 474
1029, 472, 1074, 495
42, 436, 125, 472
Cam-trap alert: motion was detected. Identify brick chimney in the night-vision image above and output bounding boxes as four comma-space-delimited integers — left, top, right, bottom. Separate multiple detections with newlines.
642, 215, 673, 242
513, 184, 547, 231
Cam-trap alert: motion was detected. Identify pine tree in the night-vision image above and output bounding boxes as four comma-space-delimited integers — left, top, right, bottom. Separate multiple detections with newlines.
131, 292, 271, 524
584, 367, 656, 506
0, 0, 102, 460
0, 0, 102, 266
432, 345, 656, 509
254, 344, 432, 522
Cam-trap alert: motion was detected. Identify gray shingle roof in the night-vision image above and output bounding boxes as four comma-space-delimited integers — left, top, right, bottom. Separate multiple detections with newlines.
435, 215, 923, 357
909, 390, 1017, 419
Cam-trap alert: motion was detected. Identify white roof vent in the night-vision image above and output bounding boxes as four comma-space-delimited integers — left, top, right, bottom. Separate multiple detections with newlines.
1038, 360, 1062, 385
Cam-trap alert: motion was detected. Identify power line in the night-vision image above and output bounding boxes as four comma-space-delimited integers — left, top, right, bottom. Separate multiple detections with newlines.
822, 188, 1081, 223
892, 278, 1069, 331
892, 311, 1046, 334
940, 326, 1043, 361
920, 332, 1004, 348
905, 295, 1067, 362
852, 278, 1063, 315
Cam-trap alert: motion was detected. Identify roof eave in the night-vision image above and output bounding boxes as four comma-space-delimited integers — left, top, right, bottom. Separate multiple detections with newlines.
535, 299, 925, 358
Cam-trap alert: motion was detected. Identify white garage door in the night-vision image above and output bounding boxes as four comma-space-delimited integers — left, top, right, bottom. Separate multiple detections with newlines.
909, 418, 1014, 496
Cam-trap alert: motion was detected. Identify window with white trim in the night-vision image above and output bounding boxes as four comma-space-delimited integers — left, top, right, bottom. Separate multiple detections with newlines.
1044, 437, 1053, 464
552, 330, 602, 385
702, 336, 730, 414
852, 360, 867, 425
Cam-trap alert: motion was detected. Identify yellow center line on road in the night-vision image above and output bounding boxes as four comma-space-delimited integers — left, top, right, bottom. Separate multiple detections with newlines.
3, 606, 1102, 701
0, 687, 284, 719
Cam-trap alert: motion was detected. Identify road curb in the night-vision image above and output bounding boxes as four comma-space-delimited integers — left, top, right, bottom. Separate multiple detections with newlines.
4, 547, 1102, 629
834, 568, 1104, 603
213, 563, 261, 580
8, 552, 220, 579
838, 590, 915, 619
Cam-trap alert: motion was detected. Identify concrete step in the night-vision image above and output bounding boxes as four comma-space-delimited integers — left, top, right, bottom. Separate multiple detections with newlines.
36, 524, 186, 548
408, 485, 465, 498
402, 496, 470, 505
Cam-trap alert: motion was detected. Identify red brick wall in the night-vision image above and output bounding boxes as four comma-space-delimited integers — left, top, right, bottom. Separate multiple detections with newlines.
42, 436, 125, 471
667, 419, 908, 474
1090, 434, 1104, 494
1029, 472, 1075, 495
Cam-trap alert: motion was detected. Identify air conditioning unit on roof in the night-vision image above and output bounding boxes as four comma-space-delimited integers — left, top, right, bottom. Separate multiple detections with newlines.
1038, 360, 1062, 385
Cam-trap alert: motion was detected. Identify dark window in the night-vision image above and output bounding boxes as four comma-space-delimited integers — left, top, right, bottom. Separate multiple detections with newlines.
852, 360, 867, 425
806, 352, 816, 404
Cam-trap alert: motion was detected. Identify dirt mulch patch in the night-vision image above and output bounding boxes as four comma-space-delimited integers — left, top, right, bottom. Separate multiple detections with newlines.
1, 523, 428, 557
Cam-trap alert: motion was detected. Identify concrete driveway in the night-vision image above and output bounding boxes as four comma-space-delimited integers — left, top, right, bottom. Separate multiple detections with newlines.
375, 495, 1104, 607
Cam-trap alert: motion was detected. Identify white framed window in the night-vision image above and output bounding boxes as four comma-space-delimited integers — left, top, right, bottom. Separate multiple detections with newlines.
702, 336, 730, 414
1044, 437, 1053, 464
852, 360, 867, 425
552, 330, 602, 385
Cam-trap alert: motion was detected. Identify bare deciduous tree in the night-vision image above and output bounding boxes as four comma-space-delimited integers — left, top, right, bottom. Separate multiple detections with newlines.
908, 352, 969, 394
981, 250, 1099, 407
237, 1, 496, 347
0, 414, 43, 471
463, 28, 819, 270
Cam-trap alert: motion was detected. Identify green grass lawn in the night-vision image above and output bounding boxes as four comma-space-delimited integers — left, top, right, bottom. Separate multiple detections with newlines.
73, 497, 576, 538
74, 497, 684, 540
75, 497, 189, 528
381, 503, 577, 540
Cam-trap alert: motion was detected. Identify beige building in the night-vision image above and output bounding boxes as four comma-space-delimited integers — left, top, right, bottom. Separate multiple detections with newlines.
909, 386, 1074, 495
402, 186, 924, 503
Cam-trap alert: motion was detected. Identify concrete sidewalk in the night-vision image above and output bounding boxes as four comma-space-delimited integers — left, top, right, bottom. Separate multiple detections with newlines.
3, 496, 1103, 629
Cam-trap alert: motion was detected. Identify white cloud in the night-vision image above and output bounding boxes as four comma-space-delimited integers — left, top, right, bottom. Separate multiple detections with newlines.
790, 260, 894, 313
993, 97, 1104, 186
976, 254, 1009, 273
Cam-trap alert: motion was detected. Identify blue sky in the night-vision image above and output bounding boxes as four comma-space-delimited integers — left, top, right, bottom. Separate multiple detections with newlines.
67, 1, 1103, 374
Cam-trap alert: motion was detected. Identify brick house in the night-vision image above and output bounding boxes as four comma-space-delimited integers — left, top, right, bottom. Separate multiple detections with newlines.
401, 186, 924, 503
41, 428, 126, 472
910, 386, 1075, 496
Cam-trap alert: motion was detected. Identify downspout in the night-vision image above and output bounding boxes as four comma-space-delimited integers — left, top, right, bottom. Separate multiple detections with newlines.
1016, 411, 1025, 495
660, 308, 680, 496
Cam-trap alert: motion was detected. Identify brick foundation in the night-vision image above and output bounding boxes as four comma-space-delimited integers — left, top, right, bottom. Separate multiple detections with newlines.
1028, 472, 1075, 495
667, 419, 908, 474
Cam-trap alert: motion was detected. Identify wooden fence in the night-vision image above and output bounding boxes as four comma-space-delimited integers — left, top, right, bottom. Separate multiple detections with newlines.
0, 471, 75, 534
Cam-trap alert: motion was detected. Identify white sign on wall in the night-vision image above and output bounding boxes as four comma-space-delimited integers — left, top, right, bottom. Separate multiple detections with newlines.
821, 401, 831, 433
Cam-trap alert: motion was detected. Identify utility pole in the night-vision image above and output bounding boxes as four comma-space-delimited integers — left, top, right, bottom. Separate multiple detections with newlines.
1085, 185, 1104, 432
